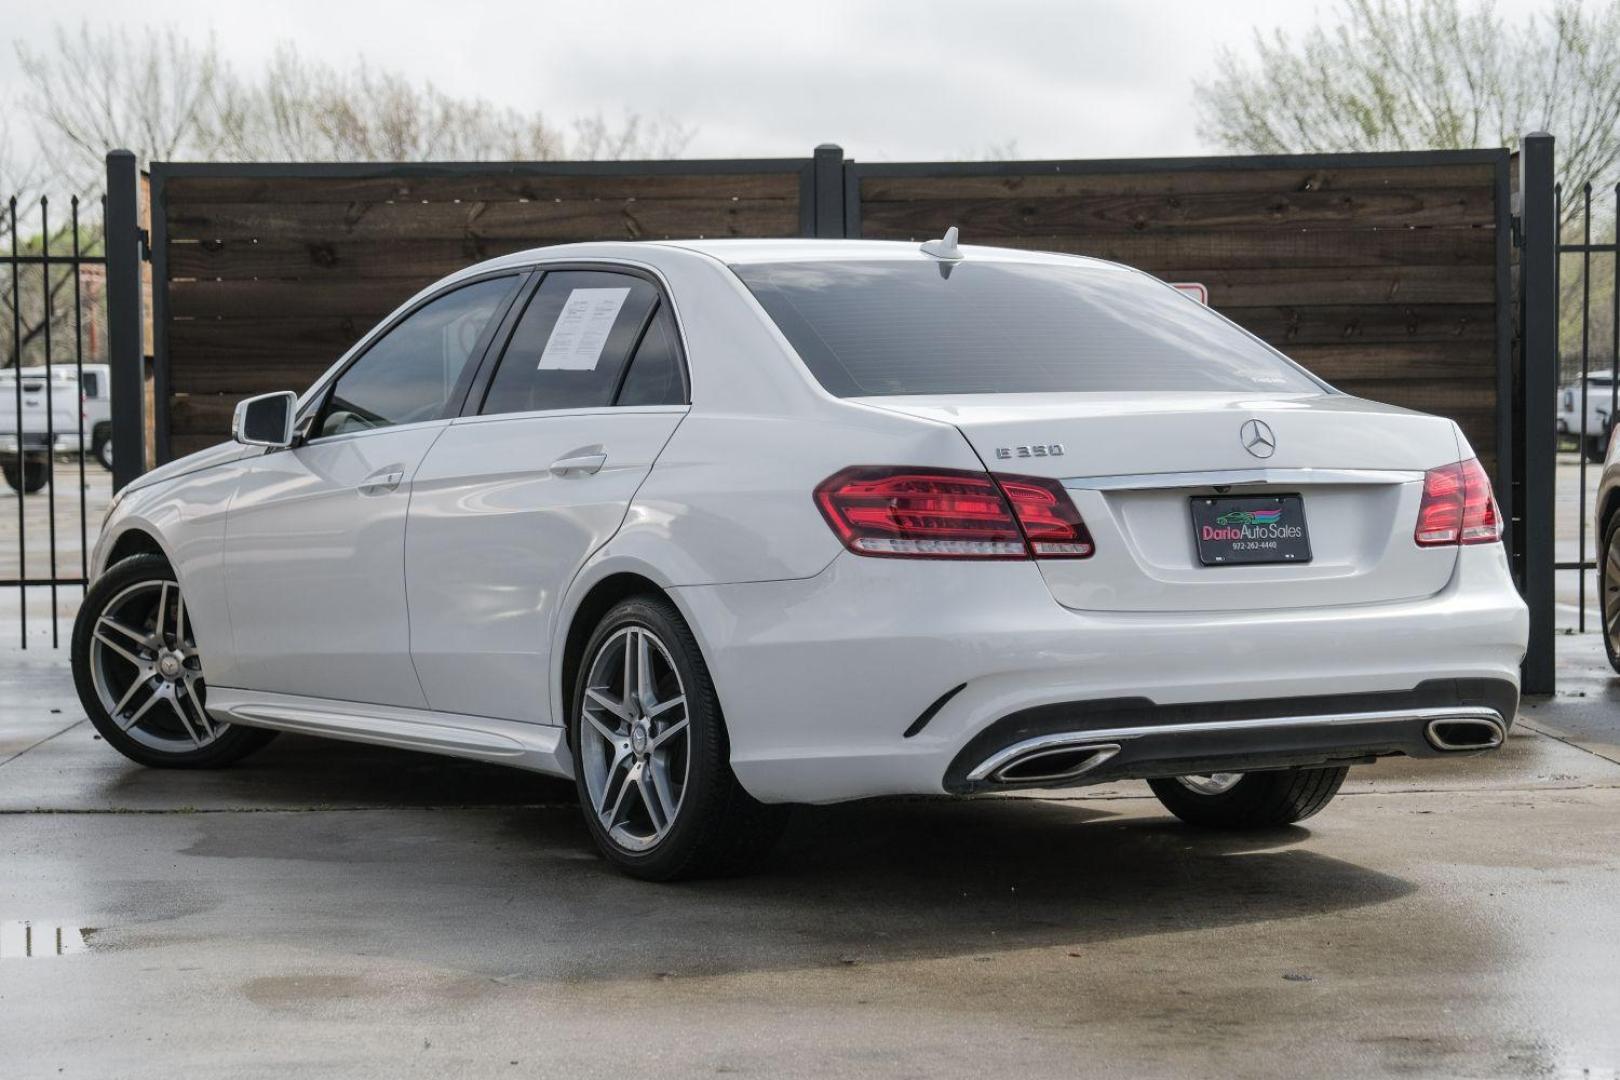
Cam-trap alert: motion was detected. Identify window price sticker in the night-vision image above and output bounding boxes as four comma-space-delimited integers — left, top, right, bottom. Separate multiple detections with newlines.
539, 288, 630, 370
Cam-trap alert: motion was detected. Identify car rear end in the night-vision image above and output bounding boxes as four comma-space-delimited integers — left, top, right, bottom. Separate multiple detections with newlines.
663, 244, 1528, 804
0, 369, 87, 453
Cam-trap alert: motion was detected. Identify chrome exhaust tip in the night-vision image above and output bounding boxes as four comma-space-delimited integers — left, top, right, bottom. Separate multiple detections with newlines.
1424, 716, 1505, 752
972, 741, 1122, 785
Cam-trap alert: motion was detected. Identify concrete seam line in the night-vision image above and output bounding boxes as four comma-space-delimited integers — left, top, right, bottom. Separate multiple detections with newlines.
1514, 717, 1620, 766
0, 718, 89, 771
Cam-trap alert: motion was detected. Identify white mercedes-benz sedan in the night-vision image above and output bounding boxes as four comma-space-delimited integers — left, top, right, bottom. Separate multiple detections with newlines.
72, 236, 1529, 879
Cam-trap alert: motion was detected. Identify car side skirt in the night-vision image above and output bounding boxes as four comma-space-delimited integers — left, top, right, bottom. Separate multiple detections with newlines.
205, 687, 574, 777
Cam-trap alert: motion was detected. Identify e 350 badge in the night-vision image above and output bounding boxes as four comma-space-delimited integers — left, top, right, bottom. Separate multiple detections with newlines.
995, 443, 1065, 460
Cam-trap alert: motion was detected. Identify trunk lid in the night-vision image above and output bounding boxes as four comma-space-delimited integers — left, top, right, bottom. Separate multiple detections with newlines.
854, 391, 1466, 612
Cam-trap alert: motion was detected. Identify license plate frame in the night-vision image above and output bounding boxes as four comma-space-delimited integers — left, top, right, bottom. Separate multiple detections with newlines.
1190, 494, 1313, 566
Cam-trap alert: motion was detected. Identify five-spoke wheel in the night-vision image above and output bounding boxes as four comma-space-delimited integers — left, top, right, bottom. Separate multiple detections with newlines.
87, 578, 219, 752
578, 625, 690, 852
72, 553, 277, 768
570, 595, 787, 880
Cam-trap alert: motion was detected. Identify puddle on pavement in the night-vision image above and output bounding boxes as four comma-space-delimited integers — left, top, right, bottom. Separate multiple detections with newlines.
0, 921, 94, 958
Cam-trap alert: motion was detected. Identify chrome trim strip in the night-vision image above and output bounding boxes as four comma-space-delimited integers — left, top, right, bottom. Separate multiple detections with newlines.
964, 706, 1505, 782
1062, 467, 1424, 492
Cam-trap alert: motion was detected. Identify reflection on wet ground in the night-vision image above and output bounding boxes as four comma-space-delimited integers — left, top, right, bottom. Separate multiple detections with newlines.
0, 921, 91, 958
3, 650, 1620, 1078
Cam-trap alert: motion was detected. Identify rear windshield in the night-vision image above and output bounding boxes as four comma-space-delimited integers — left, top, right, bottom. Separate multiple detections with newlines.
733, 259, 1323, 397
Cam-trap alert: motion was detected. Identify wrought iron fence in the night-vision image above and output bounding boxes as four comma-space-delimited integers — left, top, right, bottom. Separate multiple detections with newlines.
3, 191, 110, 648
1553, 179, 1620, 634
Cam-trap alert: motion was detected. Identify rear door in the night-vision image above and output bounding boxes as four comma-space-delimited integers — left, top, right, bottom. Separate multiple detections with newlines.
406, 267, 688, 723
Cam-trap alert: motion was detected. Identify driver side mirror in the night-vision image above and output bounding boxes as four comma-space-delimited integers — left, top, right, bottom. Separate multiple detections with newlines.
232, 391, 299, 449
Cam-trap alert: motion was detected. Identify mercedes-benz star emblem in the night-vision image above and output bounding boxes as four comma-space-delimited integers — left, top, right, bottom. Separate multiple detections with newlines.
1240, 418, 1276, 459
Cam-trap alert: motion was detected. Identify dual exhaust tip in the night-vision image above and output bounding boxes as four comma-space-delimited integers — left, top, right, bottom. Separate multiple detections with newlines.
973, 712, 1506, 788
984, 742, 1121, 785
1424, 716, 1505, 752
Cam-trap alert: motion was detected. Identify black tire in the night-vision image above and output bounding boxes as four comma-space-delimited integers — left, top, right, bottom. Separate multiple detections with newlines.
71, 553, 278, 769
1585, 435, 1608, 464
1148, 766, 1348, 829
569, 594, 787, 881
1602, 514, 1620, 674
92, 424, 113, 472
3, 458, 50, 494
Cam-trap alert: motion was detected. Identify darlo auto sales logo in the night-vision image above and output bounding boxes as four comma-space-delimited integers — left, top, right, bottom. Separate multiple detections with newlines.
1202, 507, 1303, 543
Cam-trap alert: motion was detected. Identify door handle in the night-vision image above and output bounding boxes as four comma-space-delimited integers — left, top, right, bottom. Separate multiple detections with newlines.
357, 469, 404, 495
549, 452, 607, 477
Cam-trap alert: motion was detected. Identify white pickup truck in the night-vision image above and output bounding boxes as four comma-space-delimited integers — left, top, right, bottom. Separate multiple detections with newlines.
1558, 372, 1619, 462
0, 364, 113, 493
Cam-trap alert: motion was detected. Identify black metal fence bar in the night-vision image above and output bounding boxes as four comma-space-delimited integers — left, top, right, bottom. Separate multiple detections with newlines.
1518, 132, 1558, 695
105, 150, 145, 493
40, 198, 59, 646
9, 197, 24, 647
73, 197, 89, 583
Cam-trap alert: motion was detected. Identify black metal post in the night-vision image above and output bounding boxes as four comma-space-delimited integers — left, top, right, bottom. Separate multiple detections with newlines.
105, 150, 145, 492
1519, 132, 1557, 694
813, 144, 845, 238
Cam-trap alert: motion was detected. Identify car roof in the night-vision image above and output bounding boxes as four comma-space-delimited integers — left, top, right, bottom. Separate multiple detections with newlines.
657, 238, 1123, 269
460, 237, 1126, 277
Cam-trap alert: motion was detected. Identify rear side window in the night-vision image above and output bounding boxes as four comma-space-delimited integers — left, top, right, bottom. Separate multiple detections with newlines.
732, 259, 1323, 397
616, 305, 686, 406
481, 271, 661, 415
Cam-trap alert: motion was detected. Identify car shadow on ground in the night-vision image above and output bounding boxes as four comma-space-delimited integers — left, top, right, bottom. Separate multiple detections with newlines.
118, 735, 1418, 982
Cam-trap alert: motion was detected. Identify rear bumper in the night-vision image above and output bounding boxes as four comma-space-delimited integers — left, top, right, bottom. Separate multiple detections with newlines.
673, 544, 1528, 804
941, 678, 1516, 794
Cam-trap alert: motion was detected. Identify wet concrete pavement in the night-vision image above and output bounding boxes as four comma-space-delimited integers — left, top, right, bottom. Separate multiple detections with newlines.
3, 642, 1619, 1078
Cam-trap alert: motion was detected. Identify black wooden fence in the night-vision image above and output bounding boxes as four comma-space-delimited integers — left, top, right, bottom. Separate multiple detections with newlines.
3, 139, 1566, 689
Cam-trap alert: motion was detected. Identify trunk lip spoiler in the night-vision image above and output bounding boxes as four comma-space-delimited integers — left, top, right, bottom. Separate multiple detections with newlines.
1062, 467, 1424, 492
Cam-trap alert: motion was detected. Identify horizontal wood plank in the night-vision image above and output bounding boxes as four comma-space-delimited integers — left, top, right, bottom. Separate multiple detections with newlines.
167, 237, 544, 281
170, 279, 421, 320
1224, 305, 1496, 348
166, 197, 800, 243
1151, 266, 1495, 306
857, 162, 1497, 201
859, 188, 1495, 236
163, 171, 803, 205
982, 229, 1495, 270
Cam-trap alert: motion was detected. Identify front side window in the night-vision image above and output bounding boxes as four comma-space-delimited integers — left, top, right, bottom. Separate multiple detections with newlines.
316, 276, 516, 439
732, 259, 1324, 397
481, 271, 661, 416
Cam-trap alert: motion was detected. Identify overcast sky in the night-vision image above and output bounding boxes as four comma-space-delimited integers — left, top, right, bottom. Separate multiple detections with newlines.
0, 0, 1556, 163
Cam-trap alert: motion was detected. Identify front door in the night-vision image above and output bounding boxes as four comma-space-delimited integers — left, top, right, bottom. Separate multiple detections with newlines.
222, 275, 520, 707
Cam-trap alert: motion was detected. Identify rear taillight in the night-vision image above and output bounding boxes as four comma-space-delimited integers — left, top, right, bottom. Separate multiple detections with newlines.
1415, 457, 1501, 547
814, 466, 1094, 560
995, 474, 1095, 557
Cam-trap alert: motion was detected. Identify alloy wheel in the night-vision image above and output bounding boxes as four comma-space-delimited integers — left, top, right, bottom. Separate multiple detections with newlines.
1606, 529, 1620, 653
578, 625, 690, 852
1177, 772, 1244, 796
87, 579, 223, 752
